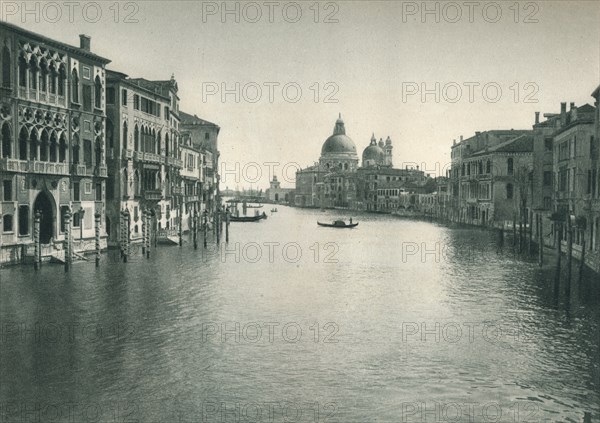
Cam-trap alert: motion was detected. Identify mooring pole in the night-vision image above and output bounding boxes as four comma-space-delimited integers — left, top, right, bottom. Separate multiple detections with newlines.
203, 210, 208, 249
226, 206, 230, 243
566, 216, 573, 294
95, 211, 101, 267
141, 209, 146, 255
579, 228, 586, 285
146, 209, 151, 259
64, 209, 71, 272
34, 210, 41, 270
123, 208, 130, 263
193, 210, 198, 250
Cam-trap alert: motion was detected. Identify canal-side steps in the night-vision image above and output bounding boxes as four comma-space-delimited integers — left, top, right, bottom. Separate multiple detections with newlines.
22, 244, 88, 265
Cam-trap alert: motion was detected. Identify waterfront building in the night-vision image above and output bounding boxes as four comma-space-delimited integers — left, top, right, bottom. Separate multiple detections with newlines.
0, 22, 110, 264
265, 175, 294, 204
179, 112, 220, 214
104, 70, 182, 245
551, 102, 596, 249
179, 131, 204, 232
449, 130, 533, 225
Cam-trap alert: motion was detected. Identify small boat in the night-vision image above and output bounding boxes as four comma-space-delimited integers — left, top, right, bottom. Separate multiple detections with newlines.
246, 204, 263, 208
230, 212, 267, 222
271, 208, 278, 213
317, 220, 358, 228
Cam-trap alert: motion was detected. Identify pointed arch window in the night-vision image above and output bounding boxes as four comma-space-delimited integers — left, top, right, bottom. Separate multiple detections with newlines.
122, 121, 128, 149
29, 58, 37, 90
18, 57, 27, 87
57, 65, 65, 96
94, 75, 102, 109
2, 47, 11, 87
18, 127, 28, 160
71, 68, 79, 103
134, 125, 139, 151
1, 123, 11, 158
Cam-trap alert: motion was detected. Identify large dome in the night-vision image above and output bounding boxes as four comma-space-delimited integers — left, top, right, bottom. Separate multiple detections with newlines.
321, 115, 357, 156
362, 144, 384, 162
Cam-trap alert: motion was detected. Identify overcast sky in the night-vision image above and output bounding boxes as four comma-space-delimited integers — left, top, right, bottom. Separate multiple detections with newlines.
4, 1, 600, 188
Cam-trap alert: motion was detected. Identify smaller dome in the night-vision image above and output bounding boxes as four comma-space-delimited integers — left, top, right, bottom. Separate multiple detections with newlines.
362, 142, 384, 164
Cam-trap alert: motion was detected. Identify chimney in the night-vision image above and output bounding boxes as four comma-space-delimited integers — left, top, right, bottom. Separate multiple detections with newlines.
560, 102, 567, 126
570, 102, 575, 110
460, 135, 463, 142
572, 105, 578, 121
535, 112, 540, 124
79, 34, 91, 51
453, 139, 456, 145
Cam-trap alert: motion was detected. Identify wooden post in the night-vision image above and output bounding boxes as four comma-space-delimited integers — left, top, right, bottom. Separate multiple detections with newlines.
64, 209, 71, 272
141, 209, 146, 255
535, 214, 544, 267
528, 209, 533, 255
566, 216, 573, 294
555, 223, 562, 291
179, 204, 183, 247
579, 229, 586, 285
512, 214, 517, 248
146, 209, 151, 259
34, 210, 41, 270
94, 212, 101, 267
519, 217, 523, 253
203, 211, 208, 249
193, 210, 198, 250
216, 206, 220, 244
123, 208, 129, 263
226, 207, 230, 243
119, 209, 124, 259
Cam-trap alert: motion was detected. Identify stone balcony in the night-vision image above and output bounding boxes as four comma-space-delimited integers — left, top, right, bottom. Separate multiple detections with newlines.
123, 149, 134, 160
132, 151, 163, 164
167, 156, 183, 168
143, 190, 163, 201
0, 158, 69, 175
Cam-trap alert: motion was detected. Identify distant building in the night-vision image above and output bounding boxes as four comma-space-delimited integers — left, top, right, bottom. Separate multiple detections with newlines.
265, 176, 293, 204
179, 112, 220, 214
0, 22, 110, 263
295, 114, 430, 210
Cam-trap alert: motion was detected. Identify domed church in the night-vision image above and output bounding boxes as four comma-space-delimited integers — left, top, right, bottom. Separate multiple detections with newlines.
362, 134, 393, 168
319, 114, 359, 172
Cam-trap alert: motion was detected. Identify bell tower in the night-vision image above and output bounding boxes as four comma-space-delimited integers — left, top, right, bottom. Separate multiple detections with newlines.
384, 136, 393, 167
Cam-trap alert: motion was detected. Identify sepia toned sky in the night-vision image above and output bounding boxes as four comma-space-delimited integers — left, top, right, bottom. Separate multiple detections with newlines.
3, 1, 600, 188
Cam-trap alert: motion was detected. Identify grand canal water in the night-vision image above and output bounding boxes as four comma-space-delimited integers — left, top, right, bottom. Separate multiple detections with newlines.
1, 206, 599, 422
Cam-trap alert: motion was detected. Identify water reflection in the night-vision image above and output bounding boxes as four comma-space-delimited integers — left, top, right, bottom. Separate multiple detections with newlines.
1, 206, 599, 422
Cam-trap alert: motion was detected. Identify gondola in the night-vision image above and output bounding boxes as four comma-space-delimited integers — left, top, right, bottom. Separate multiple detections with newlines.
317, 220, 358, 228
230, 212, 268, 222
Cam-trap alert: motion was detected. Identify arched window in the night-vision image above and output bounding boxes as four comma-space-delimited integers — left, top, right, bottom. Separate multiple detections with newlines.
106, 119, 114, 158
59, 134, 67, 163
18, 57, 26, 87
506, 183, 513, 199
134, 125, 139, 151
71, 69, 79, 103
95, 137, 102, 166
29, 130, 38, 161
49, 132, 58, 162
18, 127, 28, 160
72, 134, 80, 164
486, 160, 491, 174
29, 57, 37, 90
39, 60, 48, 92
122, 121, 128, 149
57, 65, 65, 96
165, 133, 169, 156
94, 75, 102, 109
507, 158, 514, 175
1, 122, 11, 158
122, 168, 128, 196
40, 130, 49, 161
48, 64, 57, 94
2, 47, 10, 87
